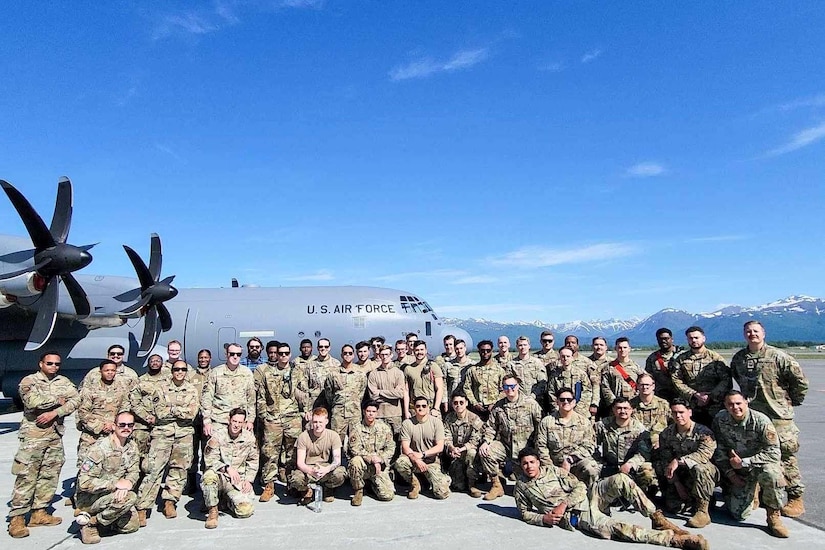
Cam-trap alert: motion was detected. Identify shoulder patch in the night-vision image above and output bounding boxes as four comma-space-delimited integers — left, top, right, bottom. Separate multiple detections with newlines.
81, 459, 94, 472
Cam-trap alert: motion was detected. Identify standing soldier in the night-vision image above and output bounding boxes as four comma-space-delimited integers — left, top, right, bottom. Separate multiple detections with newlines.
367, 345, 407, 437
128, 354, 166, 465
731, 320, 808, 518
462, 340, 505, 421
478, 374, 543, 500
135, 360, 199, 524
547, 347, 597, 418
631, 373, 671, 450
79, 344, 138, 391
443, 390, 484, 497
600, 337, 643, 415
7, 352, 79, 538
201, 408, 258, 529
185, 348, 212, 494
645, 328, 680, 402
395, 396, 451, 500
507, 336, 547, 407
565, 335, 601, 415
256, 342, 305, 501
201, 342, 255, 437
324, 344, 368, 443
295, 338, 339, 416
354, 341, 378, 373
75, 411, 141, 544
441, 338, 472, 413
347, 401, 396, 505
404, 340, 444, 416
671, 327, 731, 427
161, 340, 191, 374
76, 359, 130, 468
536, 330, 559, 370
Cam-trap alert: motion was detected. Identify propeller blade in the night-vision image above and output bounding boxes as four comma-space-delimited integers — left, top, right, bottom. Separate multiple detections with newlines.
61, 272, 91, 317
159, 274, 176, 286
23, 277, 60, 351
122, 244, 155, 290
138, 307, 161, 354
0, 248, 36, 263
118, 293, 151, 315
0, 180, 56, 249
113, 288, 142, 303
49, 177, 73, 243
157, 302, 173, 332
148, 233, 162, 281
79, 243, 98, 252
0, 258, 52, 281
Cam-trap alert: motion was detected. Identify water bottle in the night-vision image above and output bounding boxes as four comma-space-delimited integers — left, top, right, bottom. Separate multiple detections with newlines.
308, 483, 322, 513
76, 511, 91, 526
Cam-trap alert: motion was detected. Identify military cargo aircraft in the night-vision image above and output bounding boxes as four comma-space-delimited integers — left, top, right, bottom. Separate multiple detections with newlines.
0, 178, 470, 400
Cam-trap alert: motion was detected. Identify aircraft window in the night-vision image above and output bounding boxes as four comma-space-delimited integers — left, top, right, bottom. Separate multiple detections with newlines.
353, 316, 366, 328
431, 314, 438, 320
425, 321, 432, 336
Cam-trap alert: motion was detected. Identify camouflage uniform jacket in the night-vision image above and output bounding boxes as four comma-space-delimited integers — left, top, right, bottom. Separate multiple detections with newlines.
187, 366, 211, 404
601, 359, 643, 405
594, 416, 652, 471
535, 411, 596, 468
644, 348, 679, 398
671, 348, 731, 405
514, 465, 589, 527
19, 371, 79, 438
129, 372, 168, 432
324, 367, 367, 422
574, 354, 601, 406
77, 435, 140, 497
204, 426, 259, 482
547, 364, 595, 415
151, 380, 200, 436
712, 409, 780, 478
537, 348, 560, 369
443, 356, 473, 402
201, 364, 256, 426
256, 363, 303, 422
444, 410, 484, 451
630, 395, 671, 448
296, 357, 339, 410
483, 394, 543, 459
347, 419, 395, 464
79, 364, 138, 391
507, 355, 548, 401
77, 378, 129, 436
462, 361, 505, 408
730, 344, 808, 421
655, 422, 716, 471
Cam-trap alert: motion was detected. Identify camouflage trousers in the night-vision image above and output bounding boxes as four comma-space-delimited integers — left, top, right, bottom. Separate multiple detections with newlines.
596, 461, 656, 492
379, 415, 403, 436
591, 473, 657, 517
657, 462, 718, 510
774, 419, 804, 498
9, 431, 65, 517
288, 464, 347, 492
201, 470, 254, 518
135, 431, 193, 509
131, 428, 152, 471
479, 441, 513, 477
189, 414, 207, 473
577, 506, 674, 546
76, 431, 103, 469
446, 448, 480, 489
260, 416, 302, 483
568, 456, 602, 488
722, 463, 786, 521
76, 489, 138, 529
347, 456, 395, 500
394, 456, 451, 498
330, 412, 360, 448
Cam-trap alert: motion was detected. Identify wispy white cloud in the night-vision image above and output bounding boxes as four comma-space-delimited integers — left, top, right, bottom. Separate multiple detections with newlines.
279, 0, 324, 8
778, 93, 825, 112
284, 269, 334, 282
489, 243, 640, 269
154, 11, 220, 38
538, 61, 565, 73
372, 269, 467, 282
581, 48, 603, 63
155, 143, 184, 162
766, 122, 825, 156
684, 235, 746, 243
451, 275, 498, 285
389, 48, 489, 81
625, 161, 666, 178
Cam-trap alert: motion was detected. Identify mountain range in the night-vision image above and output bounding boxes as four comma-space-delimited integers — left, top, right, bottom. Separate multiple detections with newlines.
443, 295, 825, 347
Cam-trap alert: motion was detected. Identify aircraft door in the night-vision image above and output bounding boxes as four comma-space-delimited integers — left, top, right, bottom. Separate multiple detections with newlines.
217, 327, 237, 361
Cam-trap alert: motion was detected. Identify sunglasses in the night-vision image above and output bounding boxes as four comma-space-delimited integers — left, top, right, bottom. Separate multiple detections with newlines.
541, 339, 554, 344
117, 422, 135, 428
44, 361, 62, 366
318, 345, 330, 349
228, 352, 242, 357
171, 367, 188, 372
502, 383, 517, 390
342, 351, 354, 355
109, 352, 124, 357
278, 351, 290, 356
478, 348, 493, 353
557, 397, 575, 403
414, 404, 429, 409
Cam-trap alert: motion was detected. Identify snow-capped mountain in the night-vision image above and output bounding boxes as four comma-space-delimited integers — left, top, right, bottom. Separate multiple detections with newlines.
443, 296, 825, 346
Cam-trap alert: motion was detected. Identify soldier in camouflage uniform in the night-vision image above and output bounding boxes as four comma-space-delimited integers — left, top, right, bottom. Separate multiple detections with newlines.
600, 338, 643, 415
671, 326, 731, 426
76, 359, 130, 469
324, 344, 368, 443
75, 411, 141, 544
588, 336, 612, 374
256, 342, 305, 501
289, 407, 347, 504
185, 348, 212, 494
731, 320, 808, 518
479, 374, 543, 500
462, 340, 505, 422
594, 397, 655, 491
201, 343, 256, 437
404, 340, 444, 415
654, 398, 718, 528
161, 340, 192, 375
8, 352, 79, 538
535, 388, 599, 487
79, 344, 138, 391
395, 396, 451, 499
631, 373, 671, 449
441, 338, 472, 413
507, 336, 548, 408
128, 354, 166, 464
536, 330, 559, 370
347, 401, 396, 505
367, 345, 407, 436
514, 448, 709, 550
494, 336, 512, 370
713, 390, 789, 538
547, 348, 597, 417
645, 328, 680, 402
433, 334, 457, 378
443, 390, 484, 496
565, 335, 602, 413
135, 361, 199, 524
295, 338, 340, 417
201, 408, 259, 529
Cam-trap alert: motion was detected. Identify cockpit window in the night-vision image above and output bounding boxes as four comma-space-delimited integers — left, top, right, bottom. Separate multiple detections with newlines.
399, 295, 434, 314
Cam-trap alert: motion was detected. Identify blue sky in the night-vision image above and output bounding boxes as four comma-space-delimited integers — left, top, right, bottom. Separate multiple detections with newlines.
1, 1, 823, 323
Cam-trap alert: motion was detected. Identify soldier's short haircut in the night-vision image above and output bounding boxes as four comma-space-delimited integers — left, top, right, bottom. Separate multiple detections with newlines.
278, 342, 291, 351
341, 343, 354, 354
555, 387, 575, 399
147, 353, 163, 363
167, 339, 182, 347
540, 330, 555, 338
518, 447, 540, 462
312, 407, 329, 417
247, 336, 263, 347
356, 340, 370, 350
300, 338, 313, 347
229, 407, 247, 419
564, 335, 579, 344
451, 389, 468, 401
394, 339, 406, 346
99, 359, 117, 369
443, 334, 456, 343
226, 342, 242, 351
370, 336, 386, 345
39, 350, 60, 361
516, 335, 530, 344
670, 397, 692, 409
724, 390, 745, 400
655, 327, 672, 338
503, 374, 521, 386
615, 336, 630, 346
198, 348, 211, 357
454, 339, 466, 347
592, 336, 607, 345
743, 320, 764, 330
364, 401, 380, 410
405, 333, 418, 339
107, 344, 125, 354
317, 337, 331, 346
115, 410, 135, 423
477, 340, 494, 349
413, 395, 429, 405
685, 326, 704, 335
379, 344, 392, 353
413, 340, 427, 349
612, 396, 632, 408
638, 373, 655, 385
265, 340, 281, 351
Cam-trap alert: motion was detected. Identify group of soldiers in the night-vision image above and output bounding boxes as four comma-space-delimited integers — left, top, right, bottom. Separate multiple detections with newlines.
6, 320, 808, 549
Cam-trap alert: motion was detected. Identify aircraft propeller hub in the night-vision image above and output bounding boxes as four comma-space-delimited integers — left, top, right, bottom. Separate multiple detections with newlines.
34, 244, 93, 276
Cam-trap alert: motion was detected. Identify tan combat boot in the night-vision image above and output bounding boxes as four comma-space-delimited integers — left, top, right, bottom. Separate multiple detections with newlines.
407, 475, 421, 500
259, 482, 275, 502
299, 488, 314, 506
467, 483, 482, 498
766, 507, 789, 538
204, 506, 218, 529
137, 509, 147, 528
8, 515, 29, 538
686, 501, 711, 528
163, 500, 177, 519
29, 508, 62, 527
651, 509, 689, 536
80, 517, 100, 545
782, 497, 805, 518
323, 486, 335, 503
351, 489, 363, 506
671, 533, 710, 550
483, 476, 504, 501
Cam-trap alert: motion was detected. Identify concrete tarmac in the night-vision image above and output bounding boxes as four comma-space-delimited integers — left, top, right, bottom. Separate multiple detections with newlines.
1, 357, 824, 549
